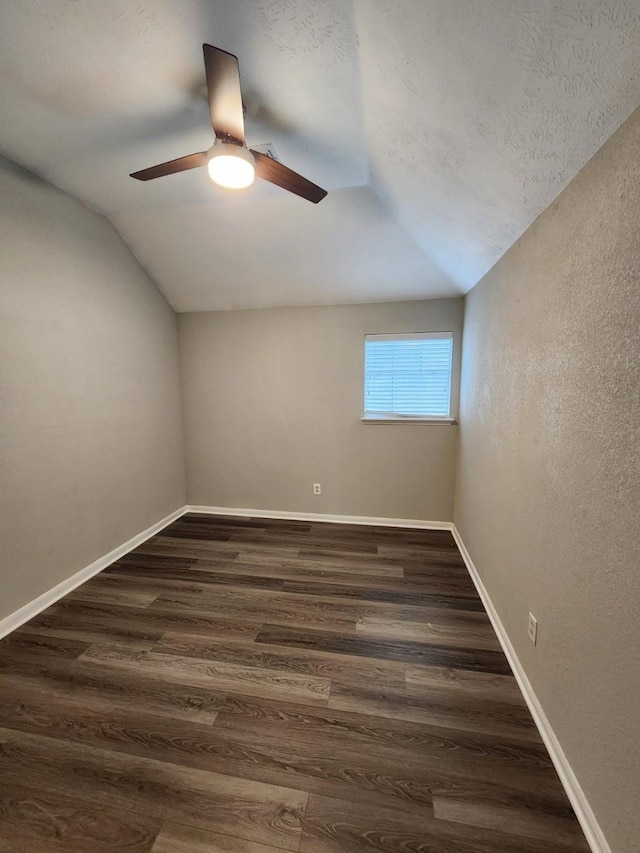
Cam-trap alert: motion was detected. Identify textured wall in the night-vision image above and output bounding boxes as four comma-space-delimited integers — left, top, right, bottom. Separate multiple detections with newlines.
454, 109, 640, 852
0, 159, 186, 622
180, 300, 462, 520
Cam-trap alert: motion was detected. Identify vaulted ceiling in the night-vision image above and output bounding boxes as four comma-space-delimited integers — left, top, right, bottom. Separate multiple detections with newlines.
1, 1, 639, 311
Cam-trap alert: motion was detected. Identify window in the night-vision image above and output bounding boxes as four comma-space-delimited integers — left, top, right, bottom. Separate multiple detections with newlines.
363, 332, 454, 421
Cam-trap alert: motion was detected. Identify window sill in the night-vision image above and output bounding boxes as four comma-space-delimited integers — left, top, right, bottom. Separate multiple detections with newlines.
361, 416, 457, 425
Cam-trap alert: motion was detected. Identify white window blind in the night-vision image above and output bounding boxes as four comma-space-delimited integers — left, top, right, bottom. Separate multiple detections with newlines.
364, 332, 453, 419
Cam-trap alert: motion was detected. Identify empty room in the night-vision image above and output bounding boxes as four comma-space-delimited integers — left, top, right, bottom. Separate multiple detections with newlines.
0, 2, 638, 852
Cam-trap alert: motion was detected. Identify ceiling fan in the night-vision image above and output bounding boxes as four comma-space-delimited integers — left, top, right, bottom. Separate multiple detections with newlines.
130, 44, 327, 204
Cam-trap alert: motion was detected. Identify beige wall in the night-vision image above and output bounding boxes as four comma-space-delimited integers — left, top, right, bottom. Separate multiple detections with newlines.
0, 159, 186, 622
180, 299, 462, 521
454, 110, 640, 852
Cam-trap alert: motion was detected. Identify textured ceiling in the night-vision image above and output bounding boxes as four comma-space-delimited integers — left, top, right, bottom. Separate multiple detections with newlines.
0, 0, 639, 311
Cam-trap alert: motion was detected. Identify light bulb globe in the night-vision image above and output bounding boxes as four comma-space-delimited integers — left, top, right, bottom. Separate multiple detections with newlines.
207, 143, 255, 189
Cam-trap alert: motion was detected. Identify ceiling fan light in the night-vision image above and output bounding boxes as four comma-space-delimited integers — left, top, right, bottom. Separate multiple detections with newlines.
207, 142, 255, 189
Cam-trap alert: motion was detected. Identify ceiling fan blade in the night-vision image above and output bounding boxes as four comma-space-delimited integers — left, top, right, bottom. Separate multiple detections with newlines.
250, 150, 327, 204
203, 44, 245, 146
130, 152, 208, 181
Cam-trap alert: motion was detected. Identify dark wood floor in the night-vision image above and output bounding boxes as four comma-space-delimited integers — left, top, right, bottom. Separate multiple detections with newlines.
0, 513, 589, 852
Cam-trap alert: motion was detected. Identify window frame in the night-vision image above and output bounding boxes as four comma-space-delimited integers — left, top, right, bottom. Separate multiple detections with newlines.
361, 331, 456, 424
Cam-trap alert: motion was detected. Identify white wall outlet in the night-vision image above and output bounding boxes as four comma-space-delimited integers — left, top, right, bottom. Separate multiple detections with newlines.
528, 612, 538, 646
313, 483, 322, 495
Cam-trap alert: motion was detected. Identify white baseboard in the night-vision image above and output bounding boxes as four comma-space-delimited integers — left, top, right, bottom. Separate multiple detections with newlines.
0, 506, 187, 640
451, 526, 611, 853
186, 504, 453, 531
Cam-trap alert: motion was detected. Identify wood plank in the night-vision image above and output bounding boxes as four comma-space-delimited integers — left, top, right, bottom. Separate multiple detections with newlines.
432, 791, 589, 849
183, 514, 312, 532
329, 681, 540, 741
147, 593, 358, 635
64, 584, 160, 608
0, 658, 225, 725
399, 562, 471, 578
255, 624, 513, 674
177, 521, 270, 534
159, 525, 236, 542
356, 616, 502, 651
149, 584, 486, 626
0, 726, 307, 851
299, 793, 579, 853
21, 619, 164, 651
282, 579, 484, 609
137, 539, 247, 560
138, 541, 406, 578
305, 524, 457, 546
239, 554, 405, 578
104, 564, 285, 591
228, 530, 380, 552
41, 599, 261, 641
378, 542, 464, 559
405, 664, 527, 706
0, 630, 90, 661
0, 780, 161, 853
153, 633, 405, 690
79, 645, 332, 706
297, 547, 405, 565
141, 535, 299, 560
151, 822, 284, 853
115, 553, 197, 570
278, 577, 491, 625
82, 571, 289, 615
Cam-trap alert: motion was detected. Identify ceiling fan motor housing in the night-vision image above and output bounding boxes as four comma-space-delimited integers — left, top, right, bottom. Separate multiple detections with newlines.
208, 140, 253, 159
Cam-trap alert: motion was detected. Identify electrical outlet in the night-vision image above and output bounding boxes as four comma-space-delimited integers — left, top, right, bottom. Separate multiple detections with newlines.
528, 612, 538, 646
313, 483, 322, 495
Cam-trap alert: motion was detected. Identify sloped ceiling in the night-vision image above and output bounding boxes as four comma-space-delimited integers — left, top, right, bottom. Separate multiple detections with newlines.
0, 0, 638, 311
